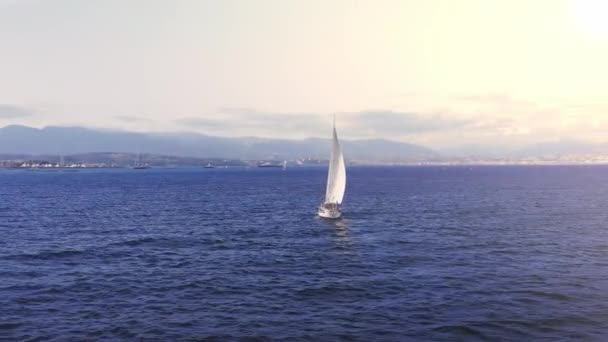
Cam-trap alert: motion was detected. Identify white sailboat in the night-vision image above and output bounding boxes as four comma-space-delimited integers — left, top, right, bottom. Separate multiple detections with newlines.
318, 117, 346, 219
132, 150, 150, 169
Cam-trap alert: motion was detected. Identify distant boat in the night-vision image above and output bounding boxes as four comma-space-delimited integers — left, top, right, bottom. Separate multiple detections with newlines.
318, 117, 346, 219
282, 160, 287, 170
132, 151, 150, 169
257, 161, 282, 168
204, 163, 214, 169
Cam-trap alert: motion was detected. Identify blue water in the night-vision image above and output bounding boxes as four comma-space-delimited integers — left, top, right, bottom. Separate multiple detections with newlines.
2, 166, 608, 341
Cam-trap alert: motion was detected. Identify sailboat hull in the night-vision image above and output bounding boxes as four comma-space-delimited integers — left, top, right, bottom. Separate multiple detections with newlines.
318, 205, 342, 219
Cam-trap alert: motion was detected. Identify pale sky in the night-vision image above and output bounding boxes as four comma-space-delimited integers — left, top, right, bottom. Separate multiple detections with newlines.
1, 0, 607, 148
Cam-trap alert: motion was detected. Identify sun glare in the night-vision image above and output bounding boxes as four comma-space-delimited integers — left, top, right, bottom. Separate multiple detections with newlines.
571, 0, 608, 37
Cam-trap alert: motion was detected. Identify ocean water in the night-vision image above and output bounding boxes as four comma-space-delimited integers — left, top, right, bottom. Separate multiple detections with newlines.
1, 165, 608, 341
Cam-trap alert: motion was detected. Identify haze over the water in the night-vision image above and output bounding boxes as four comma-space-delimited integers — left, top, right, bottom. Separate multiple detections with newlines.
1, 0, 607, 149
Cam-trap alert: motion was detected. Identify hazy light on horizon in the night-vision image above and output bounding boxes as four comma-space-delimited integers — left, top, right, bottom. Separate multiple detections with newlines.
0, 0, 607, 148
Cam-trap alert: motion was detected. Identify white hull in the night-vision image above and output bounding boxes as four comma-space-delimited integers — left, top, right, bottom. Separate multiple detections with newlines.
318, 206, 342, 219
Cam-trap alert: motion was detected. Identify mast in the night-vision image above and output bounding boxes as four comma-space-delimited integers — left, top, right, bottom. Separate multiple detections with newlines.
135, 147, 141, 167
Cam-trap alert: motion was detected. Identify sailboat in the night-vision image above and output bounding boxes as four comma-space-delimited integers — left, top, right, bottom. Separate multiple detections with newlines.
132, 150, 150, 169
318, 117, 346, 219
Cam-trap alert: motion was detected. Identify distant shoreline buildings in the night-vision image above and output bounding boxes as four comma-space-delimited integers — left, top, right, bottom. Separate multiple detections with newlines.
0, 154, 329, 169
3, 153, 608, 169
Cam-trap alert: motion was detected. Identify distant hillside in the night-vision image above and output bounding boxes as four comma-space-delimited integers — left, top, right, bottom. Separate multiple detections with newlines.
428, 140, 608, 160
0, 125, 438, 162
510, 140, 607, 158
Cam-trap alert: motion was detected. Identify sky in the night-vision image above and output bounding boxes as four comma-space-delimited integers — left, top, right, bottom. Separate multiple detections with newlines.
0, 0, 607, 148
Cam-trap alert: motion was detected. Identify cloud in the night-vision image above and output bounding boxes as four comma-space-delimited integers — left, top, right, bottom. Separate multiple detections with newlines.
0, 0, 22, 7
0, 104, 35, 119
113, 115, 153, 123
216, 108, 323, 130
175, 108, 470, 139
459, 93, 537, 108
174, 117, 227, 128
175, 108, 325, 137
345, 110, 471, 136
173, 97, 606, 147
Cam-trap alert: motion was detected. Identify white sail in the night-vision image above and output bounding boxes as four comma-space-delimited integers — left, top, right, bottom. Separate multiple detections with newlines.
324, 123, 346, 204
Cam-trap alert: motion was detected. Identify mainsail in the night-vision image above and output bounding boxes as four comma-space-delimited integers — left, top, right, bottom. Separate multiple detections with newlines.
324, 122, 346, 204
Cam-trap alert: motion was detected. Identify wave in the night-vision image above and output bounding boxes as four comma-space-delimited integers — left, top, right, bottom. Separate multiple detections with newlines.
4, 249, 85, 261
432, 324, 488, 339
111, 237, 157, 247
510, 290, 574, 302
295, 284, 368, 298
0, 322, 22, 330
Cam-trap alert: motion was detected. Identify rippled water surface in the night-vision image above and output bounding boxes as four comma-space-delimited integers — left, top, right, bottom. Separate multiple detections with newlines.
2, 166, 608, 341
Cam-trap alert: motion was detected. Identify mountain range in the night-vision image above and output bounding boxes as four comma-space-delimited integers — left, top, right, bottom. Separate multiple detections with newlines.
2, 125, 607, 163
0, 125, 437, 162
